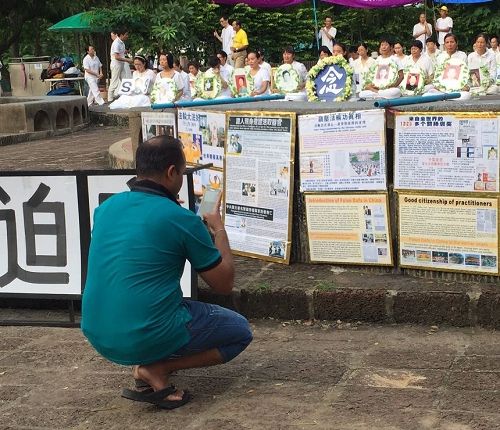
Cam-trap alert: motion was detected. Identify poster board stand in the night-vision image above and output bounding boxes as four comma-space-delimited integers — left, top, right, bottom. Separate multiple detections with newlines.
0, 166, 211, 327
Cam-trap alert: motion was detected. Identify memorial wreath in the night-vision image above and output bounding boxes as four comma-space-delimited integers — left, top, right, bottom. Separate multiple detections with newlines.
306, 55, 353, 102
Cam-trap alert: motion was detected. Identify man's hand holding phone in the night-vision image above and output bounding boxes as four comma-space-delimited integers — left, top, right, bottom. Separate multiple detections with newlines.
199, 188, 224, 236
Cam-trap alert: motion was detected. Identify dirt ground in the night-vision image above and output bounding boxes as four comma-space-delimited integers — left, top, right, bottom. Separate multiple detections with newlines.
1, 314, 499, 430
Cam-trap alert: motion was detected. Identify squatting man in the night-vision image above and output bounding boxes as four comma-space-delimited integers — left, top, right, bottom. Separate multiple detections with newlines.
81, 136, 253, 409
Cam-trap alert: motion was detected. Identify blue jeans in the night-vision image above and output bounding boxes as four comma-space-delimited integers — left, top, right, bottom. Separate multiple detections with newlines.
170, 300, 253, 363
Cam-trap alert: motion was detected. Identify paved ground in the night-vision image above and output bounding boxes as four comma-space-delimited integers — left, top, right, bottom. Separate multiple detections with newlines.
0, 316, 499, 430
0, 125, 128, 171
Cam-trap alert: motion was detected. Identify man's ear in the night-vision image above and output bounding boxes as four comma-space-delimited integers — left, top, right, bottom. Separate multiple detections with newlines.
166, 165, 177, 181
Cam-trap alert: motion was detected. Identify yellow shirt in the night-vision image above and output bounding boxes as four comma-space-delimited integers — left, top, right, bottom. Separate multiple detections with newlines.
232, 29, 248, 50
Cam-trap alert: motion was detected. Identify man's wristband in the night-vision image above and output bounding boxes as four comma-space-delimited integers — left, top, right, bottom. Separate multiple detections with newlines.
213, 228, 226, 238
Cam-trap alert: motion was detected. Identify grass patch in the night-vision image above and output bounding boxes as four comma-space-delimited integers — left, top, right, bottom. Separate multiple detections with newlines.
316, 281, 337, 292
254, 282, 272, 292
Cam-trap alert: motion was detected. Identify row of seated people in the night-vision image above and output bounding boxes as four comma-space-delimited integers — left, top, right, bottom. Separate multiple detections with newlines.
109, 33, 498, 109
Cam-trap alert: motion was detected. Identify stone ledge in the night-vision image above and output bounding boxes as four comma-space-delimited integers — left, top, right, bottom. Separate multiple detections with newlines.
476, 293, 500, 329
393, 292, 470, 326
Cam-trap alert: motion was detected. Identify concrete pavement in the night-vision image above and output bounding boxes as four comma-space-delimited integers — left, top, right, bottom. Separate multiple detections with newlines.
0, 316, 499, 429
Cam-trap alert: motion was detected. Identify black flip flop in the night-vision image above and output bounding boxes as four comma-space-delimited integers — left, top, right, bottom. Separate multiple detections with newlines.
121, 384, 192, 410
134, 378, 151, 389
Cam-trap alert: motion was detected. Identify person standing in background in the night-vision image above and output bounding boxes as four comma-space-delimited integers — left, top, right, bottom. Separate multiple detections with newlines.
318, 17, 337, 53
413, 13, 432, 52
214, 16, 235, 66
231, 20, 249, 69
435, 6, 453, 50
83, 45, 105, 106
108, 29, 134, 102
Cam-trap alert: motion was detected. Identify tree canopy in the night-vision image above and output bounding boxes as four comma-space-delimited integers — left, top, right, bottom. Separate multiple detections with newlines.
1, 0, 498, 66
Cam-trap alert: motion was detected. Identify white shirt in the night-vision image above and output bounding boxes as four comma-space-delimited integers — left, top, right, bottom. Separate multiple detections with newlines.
436, 16, 453, 47
132, 69, 156, 94
403, 55, 434, 79
352, 57, 376, 92
155, 70, 184, 94
250, 67, 270, 95
412, 22, 432, 50
110, 37, 126, 68
318, 27, 337, 52
291, 61, 308, 85
83, 54, 102, 79
220, 63, 234, 82
468, 50, 496, 85
179, 70, 191, 99
436, 50, 467, 65
378, 55, 404, 71
221, 25, 236, 57
260, 61, 272, 75
423, 50, 438, 68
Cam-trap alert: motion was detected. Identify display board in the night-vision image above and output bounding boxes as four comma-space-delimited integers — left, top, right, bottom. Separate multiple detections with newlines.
398, 192, 499, 275
0, 170, 200, 298
0, 174, 82, 296
305, 193, 393, 265
178, 110, 225, 168
395, 112, 500, 193
224, 111, 295, 264
298, 110, 386, 192
141, 112, 177, 142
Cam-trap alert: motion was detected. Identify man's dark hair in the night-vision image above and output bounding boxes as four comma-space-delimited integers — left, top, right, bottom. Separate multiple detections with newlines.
217, 50, 228, 59
283, 46, 295, 55
136, 136, 185, 176
208, 56, 221, 68
116, 29, 128, 37
221, 15, 229, 21
233, 20, 242, 27
411, 40, 423, 50
426, 37, 437, 45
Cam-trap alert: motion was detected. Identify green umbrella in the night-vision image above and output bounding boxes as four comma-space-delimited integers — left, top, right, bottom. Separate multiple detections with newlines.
48, 12, 102, 33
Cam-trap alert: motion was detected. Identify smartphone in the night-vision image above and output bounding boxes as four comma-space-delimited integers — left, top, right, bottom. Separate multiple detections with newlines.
197, 187, 222, 218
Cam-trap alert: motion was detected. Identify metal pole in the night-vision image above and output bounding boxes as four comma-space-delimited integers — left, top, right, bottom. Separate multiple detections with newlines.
312, 0, 320, 52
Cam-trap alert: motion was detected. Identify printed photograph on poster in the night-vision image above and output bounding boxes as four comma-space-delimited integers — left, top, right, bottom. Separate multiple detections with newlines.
141, 112, 176, 142
398, 193, 499, 274
0, 175, 81, 296
178, 110, 225, 168
394, 113, 500, 193
298, 110, 386, 192
224, 111, 295, 264
305, 193, 393, 266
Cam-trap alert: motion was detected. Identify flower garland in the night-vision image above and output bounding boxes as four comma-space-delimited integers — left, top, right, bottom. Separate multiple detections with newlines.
229, 68, 254, 97
194, 69, 222, 100
399, 65, 426, 96
150, 78, 178, 104
364, 60, 399, 90
274, 64, 300, 93
433, 57, 469, 93
306, 55, 353, 102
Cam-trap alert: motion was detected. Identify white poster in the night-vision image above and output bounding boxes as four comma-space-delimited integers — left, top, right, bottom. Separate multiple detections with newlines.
395, 113, 500, 192
0, 176, 81, 295
178, 110, 225, 168
141, 112, 176, 142
224, 112, 295, 263
298, 110, 386, 192
87, 174, 192, 298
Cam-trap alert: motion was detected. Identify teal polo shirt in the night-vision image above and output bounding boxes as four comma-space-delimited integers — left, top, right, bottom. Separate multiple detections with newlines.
81, 185, 221, 365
